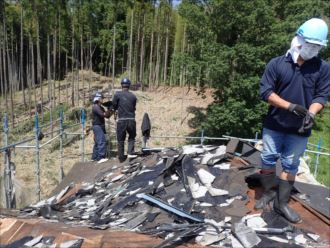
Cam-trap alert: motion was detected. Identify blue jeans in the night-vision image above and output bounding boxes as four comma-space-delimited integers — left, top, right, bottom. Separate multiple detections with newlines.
261, 128, 308, 175
92, 125, 106, 161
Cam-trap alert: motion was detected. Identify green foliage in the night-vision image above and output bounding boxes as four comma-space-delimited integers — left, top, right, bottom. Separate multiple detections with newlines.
2, 0, 330, 142
176, 0, 330, 138
308, 106, 330, 186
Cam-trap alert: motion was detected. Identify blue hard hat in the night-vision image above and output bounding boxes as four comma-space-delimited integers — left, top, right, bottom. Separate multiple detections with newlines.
296, 18, 328, 46
121, 77, 131, 87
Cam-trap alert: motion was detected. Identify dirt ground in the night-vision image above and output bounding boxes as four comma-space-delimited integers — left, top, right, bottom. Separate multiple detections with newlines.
0, 71, 214, 205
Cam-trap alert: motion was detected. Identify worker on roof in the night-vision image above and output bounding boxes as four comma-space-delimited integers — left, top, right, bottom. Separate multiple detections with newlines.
259, 18, 330, 223
112, 78, 137, 163
91, 92, 111, 164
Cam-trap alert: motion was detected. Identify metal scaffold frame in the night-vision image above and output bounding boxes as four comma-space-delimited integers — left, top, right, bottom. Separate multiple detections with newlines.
1, 110, 87, 207
1, 114, 329, 209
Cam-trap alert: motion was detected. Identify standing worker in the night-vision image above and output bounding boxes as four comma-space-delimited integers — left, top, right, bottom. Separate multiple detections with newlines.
91, 92, 111, 163
113, 78, 137, 163
259, 18, 330, 223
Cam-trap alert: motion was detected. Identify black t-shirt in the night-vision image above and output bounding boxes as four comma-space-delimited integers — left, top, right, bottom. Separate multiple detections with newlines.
92, 104, 106, 126
112, 91, 137, 119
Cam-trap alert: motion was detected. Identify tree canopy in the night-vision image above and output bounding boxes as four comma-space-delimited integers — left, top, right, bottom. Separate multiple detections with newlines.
0, 0, 329, 137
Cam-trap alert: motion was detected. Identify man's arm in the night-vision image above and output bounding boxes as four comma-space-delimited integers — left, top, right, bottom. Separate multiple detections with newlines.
309, 102, 323, 115
267, 92, 291, 110
112, 93, 119, 110
93, 105, 109, 118
309, 63, 330, 115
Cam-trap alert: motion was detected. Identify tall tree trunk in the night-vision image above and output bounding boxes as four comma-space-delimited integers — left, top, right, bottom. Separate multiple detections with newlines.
112, 25, 116, 89
30, 35, 36, 112
89, 35, 92, 97
179, 23, 186, 87
148, 14, 155, 90
20, 7, 26, 105
71, 22, 75, 107
134, 11, 140, 84
81, 33, 84, 104
154, 13, 161, 87
36, 17, 43, 118
58, 10, 61, 105
47, 36, 52, 107
0, 38, 4, 103
53, 27, 57, 108
1, 26, 9, 113
6, 23, 15, 126
163, 18, 169, 84
139, 13, 145, 88
128, 8, 134, 79
26, 44, 32, 118
65, 51, 68, 105
47, 35, 53, 137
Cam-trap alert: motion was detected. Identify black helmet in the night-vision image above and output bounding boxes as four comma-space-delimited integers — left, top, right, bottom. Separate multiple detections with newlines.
121, 77, 131, 87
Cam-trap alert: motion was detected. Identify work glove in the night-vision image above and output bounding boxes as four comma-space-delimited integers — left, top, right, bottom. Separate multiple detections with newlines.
298, 112, 315, 133
288, 103, 308, 118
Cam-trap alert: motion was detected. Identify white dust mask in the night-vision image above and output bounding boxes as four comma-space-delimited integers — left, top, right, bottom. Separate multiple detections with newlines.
299, 42, 322, 60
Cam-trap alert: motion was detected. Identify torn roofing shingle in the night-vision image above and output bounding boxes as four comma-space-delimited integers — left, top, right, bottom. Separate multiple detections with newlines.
10, 142, 329, 248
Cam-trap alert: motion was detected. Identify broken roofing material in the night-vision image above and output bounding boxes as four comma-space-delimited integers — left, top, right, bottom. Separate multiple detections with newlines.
2, 235, 83, 248
16, 143, 328, 248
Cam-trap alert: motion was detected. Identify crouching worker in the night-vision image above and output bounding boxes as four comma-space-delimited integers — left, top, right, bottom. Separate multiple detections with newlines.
92, 92, 112, 163
113, 78, 137, 163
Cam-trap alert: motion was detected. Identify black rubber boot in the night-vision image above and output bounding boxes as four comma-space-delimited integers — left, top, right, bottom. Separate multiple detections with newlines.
117, 141, 126, 162
254, 173, 277, 209
274, 179, 302, 223
127, 140, 135, 155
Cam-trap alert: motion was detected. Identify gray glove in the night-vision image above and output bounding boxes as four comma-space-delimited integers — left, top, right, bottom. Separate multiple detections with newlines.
288, 104, 308, 118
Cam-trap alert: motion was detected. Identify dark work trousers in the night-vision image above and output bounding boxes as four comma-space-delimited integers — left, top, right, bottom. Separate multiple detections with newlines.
92, 125, 106, 161
116, 120, 136, 160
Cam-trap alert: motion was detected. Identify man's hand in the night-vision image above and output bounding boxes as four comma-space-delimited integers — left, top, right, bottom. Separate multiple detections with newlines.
104, 110, 112, 118
298, 112, 315, 133
288, 104, 308, 118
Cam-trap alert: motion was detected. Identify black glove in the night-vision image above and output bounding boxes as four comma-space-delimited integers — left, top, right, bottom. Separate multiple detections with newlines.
288, 103, 308, 118
298, 112, 315, 133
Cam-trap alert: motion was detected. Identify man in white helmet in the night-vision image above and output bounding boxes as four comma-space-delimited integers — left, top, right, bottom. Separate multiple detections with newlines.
258, 18, 330, 223
91, 92, 111, 163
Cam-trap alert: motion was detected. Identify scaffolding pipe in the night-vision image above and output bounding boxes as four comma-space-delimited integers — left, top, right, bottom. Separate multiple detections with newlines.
3, 113, 13, 209
0, 137, 35, 153
200, 129, 205, 145
15, 145, 36, 149
222, 135, 257, 143
81, 109, 85, 162
65, 132, 83, 136
35, 112, 41, 201
39, 134, 60, 148
308, 142, 330, 151
59, 111, 64, 181
303, 149, 330, 156
150, 135, 229, 140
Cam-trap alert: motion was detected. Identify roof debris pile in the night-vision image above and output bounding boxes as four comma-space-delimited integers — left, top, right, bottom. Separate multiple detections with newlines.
13, 143, 329, 247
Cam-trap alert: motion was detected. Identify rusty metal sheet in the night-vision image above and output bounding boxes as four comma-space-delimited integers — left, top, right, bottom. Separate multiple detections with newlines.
0, 217, 202, 247
247, 189, 330, 243
0, 220, 25, 244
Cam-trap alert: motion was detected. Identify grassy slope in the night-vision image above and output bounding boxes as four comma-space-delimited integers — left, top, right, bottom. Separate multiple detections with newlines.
308, 105, 330, 186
